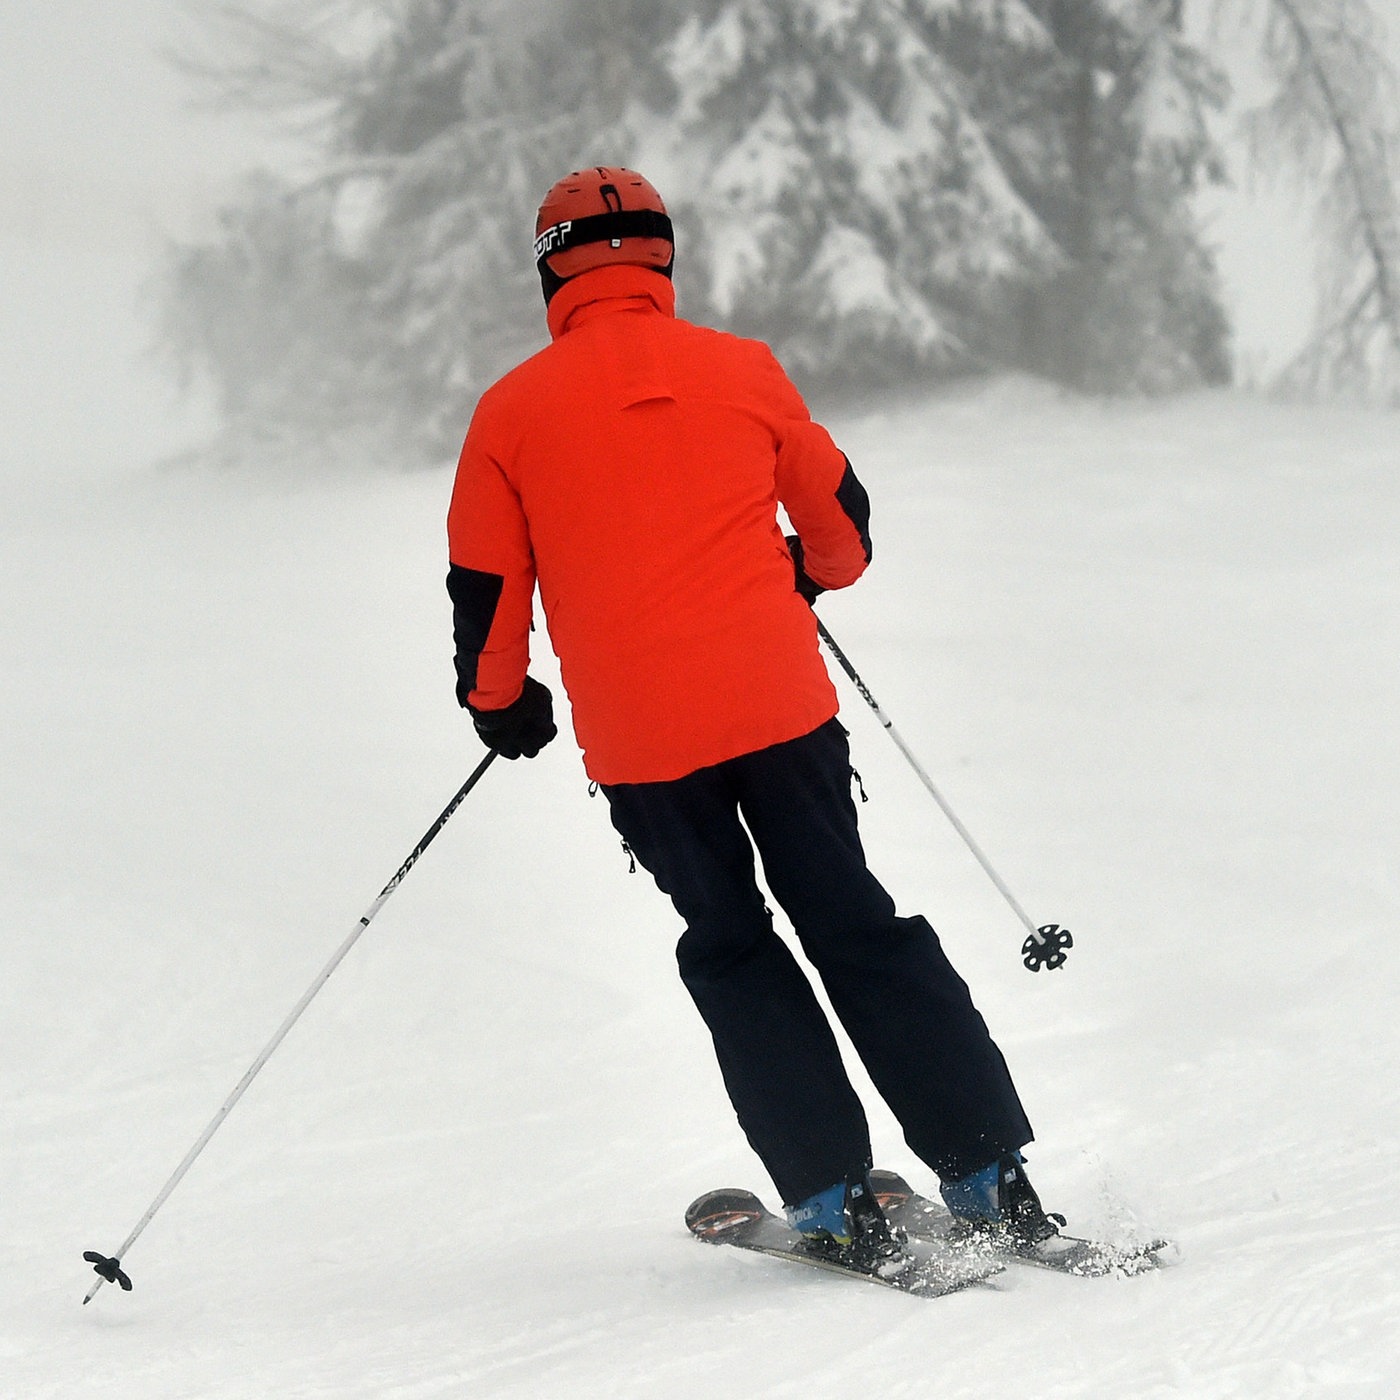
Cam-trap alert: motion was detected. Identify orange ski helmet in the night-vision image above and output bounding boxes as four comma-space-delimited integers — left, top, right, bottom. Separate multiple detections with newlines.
533, 166, 674, 303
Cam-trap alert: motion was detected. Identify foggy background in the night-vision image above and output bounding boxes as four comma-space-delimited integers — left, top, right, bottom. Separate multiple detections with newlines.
0, 0, 1340, 487
4, 7, 1399, 1398
1, 2, 295, 483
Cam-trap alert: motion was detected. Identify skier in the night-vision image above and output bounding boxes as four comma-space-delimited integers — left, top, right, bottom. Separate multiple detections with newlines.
446, 166, 1060, 1270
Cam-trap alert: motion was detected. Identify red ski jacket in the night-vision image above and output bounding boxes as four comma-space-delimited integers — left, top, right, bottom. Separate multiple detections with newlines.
447, 264, 871, 785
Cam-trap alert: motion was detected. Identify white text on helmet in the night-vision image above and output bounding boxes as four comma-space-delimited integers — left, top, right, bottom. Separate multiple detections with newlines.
533, 221, 573, 259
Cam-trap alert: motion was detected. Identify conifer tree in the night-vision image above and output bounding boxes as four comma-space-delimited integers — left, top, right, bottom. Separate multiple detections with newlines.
1236, 0, 1400, 403
915, 0, 1232, 388
160, 0, 1232, 457
634, 0, 1061, 387
163, 0, 683, 451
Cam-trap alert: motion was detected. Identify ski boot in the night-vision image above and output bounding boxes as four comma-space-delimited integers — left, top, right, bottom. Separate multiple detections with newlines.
786, 1172, 908, 1277
940, 1153, 1066, 1255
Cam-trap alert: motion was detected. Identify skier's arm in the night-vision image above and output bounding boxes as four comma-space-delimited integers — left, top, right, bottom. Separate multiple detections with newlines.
763, 351, 872, 591
446, 414, 536, 714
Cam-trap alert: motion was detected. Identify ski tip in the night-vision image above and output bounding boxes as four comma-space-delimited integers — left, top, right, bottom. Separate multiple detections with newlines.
685, 1187, 766, 1240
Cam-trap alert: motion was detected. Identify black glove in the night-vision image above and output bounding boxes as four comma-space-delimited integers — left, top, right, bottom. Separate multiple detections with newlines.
468, 676, 557, 759
785, 535, 825, 605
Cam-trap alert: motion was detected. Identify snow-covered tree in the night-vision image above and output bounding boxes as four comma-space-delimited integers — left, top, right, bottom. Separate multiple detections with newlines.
162, 0, 683, 451
159, 0, 1231, 457
1233, 0, 1400, 403
634, 0, 1061, 386
919, 0, 1232, 389
636, 0, 1230, 390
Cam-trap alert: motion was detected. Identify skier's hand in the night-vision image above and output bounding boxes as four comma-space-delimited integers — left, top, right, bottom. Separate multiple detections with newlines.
469, 676, 557, 759
785, 535, 825, 605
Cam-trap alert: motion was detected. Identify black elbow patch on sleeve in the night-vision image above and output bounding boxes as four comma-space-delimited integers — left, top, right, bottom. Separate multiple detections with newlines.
836, 458, 873, 563
447, 564, 505, 705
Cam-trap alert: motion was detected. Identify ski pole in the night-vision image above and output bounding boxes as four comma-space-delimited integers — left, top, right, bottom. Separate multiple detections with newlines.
816, 619, 1071, 973
82, 748, 499, 1304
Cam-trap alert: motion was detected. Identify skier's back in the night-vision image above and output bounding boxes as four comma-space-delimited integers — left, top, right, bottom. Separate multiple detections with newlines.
447, 165, 1059, 1267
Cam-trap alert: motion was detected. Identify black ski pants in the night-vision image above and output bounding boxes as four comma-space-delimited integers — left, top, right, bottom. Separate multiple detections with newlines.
603, 716, 1033, 1207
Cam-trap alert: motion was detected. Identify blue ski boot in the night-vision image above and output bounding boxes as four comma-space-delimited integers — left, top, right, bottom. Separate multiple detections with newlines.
786, 1172, 906, 1275
940, 1153, 1066, 1252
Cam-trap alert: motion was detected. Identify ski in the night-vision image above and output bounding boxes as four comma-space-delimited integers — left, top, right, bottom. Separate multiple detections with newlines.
685, 1186, 1005, 1298
870, 1169, 1174, 1278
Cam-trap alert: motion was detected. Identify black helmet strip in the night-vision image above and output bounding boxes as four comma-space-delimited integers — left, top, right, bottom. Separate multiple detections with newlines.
535, 208, 675, 303
534, 208, 674, 267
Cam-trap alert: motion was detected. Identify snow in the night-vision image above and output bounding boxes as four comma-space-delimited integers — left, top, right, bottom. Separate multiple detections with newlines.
4, 377, 1399, 1397
5, 9, 1400, 1398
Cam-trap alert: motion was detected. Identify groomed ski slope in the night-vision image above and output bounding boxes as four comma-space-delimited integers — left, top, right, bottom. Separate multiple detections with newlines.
3, 380, 1397, 1398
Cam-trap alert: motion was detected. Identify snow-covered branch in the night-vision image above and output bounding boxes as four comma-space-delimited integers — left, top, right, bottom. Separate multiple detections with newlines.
1237, 0, 1400, 401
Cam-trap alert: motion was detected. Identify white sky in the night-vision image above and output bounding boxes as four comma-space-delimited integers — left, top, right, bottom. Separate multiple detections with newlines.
0, 2, 1326, 485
